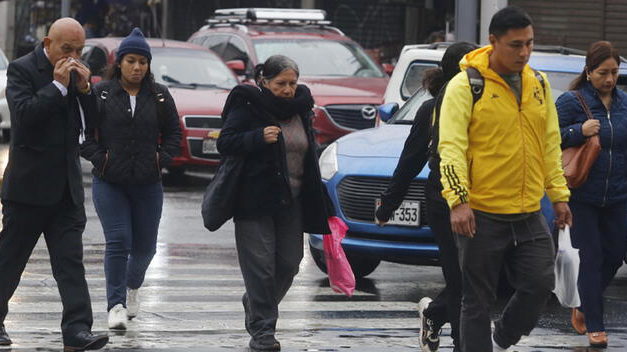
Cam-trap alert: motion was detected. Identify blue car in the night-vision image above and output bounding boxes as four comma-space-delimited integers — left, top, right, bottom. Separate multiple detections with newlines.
309, 49, 627, 278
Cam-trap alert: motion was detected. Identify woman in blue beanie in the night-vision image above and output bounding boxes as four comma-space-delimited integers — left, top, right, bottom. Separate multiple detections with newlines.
80, 27, 181, 330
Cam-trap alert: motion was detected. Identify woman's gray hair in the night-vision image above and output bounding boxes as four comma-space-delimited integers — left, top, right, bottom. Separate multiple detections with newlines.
254, 55, 300, 85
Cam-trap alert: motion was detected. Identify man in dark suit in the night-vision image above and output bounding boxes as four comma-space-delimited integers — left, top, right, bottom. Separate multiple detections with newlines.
0, 18, 108, 351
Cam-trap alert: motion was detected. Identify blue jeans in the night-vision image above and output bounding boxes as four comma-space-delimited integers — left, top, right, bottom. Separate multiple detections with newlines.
92, 176, 163, 311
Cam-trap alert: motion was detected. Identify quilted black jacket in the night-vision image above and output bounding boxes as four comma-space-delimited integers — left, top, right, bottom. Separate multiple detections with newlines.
80, 78, 181, 184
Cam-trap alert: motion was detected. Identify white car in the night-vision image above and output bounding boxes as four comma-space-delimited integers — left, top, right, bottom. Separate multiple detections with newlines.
383, 43, 447, 107
0, 47, 9, 140
381, 43, 627, 124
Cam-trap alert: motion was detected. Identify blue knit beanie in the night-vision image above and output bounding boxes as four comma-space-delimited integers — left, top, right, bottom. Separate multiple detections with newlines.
116, 27, 151, 62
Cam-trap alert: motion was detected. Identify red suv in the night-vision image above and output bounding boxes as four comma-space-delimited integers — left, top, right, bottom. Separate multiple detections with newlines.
188, 8, 389, 148
81, 38, 238, 174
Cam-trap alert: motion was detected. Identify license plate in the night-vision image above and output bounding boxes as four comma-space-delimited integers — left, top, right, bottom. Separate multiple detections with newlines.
202, 138, 217, 154
375, 199, 420, 226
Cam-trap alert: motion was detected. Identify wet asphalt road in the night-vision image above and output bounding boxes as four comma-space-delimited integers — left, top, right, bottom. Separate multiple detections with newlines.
0, 143, 626, 351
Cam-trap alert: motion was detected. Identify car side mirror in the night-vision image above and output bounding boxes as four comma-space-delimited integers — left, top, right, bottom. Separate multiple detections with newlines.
226, 59, 247, 76
378, 103, 399, 123
382, 63, 394, 76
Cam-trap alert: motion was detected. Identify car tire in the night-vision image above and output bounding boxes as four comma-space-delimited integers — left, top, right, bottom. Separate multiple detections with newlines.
309, 245, 380, 278
347, 254, 380, 278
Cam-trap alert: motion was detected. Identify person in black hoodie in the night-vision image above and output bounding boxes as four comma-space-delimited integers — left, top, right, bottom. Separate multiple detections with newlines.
375, 42, 478, 352
80, 28, 181, 331
217, 55, 332, 351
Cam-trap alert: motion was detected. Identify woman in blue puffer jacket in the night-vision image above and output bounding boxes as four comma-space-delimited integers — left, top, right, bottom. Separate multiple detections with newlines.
556, 41, 627, 349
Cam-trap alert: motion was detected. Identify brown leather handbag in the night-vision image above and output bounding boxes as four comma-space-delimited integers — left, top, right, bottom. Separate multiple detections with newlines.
561, 91, 602, 188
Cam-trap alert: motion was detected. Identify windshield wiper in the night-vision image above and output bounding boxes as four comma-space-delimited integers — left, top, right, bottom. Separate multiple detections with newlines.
187, 83, 231, 90
161, 75, 230, 90
162, 74, 196, 89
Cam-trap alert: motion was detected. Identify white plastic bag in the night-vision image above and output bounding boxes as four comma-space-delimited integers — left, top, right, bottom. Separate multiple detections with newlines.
553, 225, 581, 308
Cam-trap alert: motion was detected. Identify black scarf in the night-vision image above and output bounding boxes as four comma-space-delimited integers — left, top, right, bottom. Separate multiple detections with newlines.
222, 84, 314, 122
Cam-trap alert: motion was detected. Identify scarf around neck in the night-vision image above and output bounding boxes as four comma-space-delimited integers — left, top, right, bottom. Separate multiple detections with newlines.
222, 84, 314, 122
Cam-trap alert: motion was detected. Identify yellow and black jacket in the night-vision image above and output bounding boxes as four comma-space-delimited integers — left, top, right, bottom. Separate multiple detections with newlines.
438, 45, 570, 213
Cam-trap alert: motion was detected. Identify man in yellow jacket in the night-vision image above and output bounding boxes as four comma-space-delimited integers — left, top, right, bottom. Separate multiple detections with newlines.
438, 6, 572, 352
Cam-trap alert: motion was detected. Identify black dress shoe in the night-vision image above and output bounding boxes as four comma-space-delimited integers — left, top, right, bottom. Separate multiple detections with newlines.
0, 324, 11, 346
63, 331, 109, 352
249, 335, 280, 351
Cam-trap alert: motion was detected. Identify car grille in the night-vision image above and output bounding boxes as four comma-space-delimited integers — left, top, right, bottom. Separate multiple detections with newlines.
188, 138, 220, 160
325, 105, 377, 130
183, 115, 222, 129
337, 176, 428, 227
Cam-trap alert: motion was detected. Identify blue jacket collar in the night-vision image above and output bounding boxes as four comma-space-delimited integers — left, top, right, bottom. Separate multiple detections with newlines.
581, 81, 625, 105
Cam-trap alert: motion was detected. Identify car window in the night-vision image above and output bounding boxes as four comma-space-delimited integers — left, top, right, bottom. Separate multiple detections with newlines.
401, 61, 438, 100
151, 47, 238, 90
253, 39, 385, 78
0, 49, 8, 70
223, 36, 250, 63
81, 46, 108, 76
189, 36, 205, 46
201, 34, 230, 58
388, 89, 430, 124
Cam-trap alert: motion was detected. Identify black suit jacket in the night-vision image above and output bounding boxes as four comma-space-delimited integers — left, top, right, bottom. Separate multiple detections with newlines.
2, 45, 96, 206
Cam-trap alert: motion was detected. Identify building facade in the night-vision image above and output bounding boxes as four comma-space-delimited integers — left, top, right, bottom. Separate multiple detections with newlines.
511, 0, 627, 53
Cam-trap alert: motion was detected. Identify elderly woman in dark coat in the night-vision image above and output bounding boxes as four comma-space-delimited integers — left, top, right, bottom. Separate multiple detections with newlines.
217, 55, 332, 351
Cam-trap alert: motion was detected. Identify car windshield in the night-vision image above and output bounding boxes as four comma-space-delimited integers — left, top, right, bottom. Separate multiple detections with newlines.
151, 48, 238, 90
253, 39, 385, 78
0, 49, 8, 70
389, 71, 582, 123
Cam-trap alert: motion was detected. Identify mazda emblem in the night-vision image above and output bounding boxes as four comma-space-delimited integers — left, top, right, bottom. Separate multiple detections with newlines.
361, 106, 377, 120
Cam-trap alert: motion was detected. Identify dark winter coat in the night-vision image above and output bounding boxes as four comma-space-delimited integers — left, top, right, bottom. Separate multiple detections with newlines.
3, 45, 96, 206
217, 88, 332, 234
557, 82, 627, 206
80, 78, 181, 184
376, 98, 438, 222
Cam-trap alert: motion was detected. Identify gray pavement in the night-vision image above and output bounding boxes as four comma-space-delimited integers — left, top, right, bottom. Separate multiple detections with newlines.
0, 144, 626, 351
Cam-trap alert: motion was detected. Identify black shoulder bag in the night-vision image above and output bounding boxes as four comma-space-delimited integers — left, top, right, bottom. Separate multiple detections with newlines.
201, 155, 245, 231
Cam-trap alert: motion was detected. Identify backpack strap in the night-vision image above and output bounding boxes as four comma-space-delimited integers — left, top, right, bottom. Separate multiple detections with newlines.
154, 86, 167, 132
466, 67, 485, 105
533, 70, 546, 91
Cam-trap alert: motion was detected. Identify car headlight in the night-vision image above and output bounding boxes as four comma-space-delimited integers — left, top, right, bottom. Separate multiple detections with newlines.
319, 142, 338, 180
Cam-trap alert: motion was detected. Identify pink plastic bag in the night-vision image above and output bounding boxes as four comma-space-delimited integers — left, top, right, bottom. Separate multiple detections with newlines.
323, 216, 355, 297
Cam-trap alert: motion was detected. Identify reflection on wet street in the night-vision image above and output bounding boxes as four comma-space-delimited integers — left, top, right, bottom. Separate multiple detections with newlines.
0, 143, 626, 351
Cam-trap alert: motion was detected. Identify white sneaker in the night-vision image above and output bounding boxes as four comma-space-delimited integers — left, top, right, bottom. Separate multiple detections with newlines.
108, 304, 127, 330
492, 334, 509, 352
417, 297, 440, 352
127, 288, 140, 319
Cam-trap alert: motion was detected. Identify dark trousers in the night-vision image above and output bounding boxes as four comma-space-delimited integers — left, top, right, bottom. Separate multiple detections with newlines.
569, 200, 627, 333
0, 190, 92, 339
456, 211, 555, 352
92, 176, 163, 311
234, 200, 303, 338
424, 180, 461, 349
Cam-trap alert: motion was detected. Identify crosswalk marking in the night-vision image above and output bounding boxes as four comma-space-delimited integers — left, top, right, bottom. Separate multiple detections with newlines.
5, 243, 423, 341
